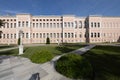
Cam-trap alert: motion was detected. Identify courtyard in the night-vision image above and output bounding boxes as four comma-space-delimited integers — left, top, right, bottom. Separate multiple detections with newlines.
0, 43, 120, 80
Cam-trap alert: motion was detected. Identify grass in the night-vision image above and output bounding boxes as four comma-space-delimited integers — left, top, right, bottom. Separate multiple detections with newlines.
55, 54, 93, 79
0, 49, 18, 56
83, 45, 120, 80
0, 44, 85, 63
0, 45, 15, 50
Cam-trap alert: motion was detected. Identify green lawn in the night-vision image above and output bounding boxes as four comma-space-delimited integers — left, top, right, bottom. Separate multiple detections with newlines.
83, 46, 120, 80
56, 54, 93, 79
0, 44, 85, 63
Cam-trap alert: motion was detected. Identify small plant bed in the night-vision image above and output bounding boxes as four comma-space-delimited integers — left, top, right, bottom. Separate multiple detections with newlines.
0, 44, 86, 63
83, 45, 120, 80
55, 54, 93, 79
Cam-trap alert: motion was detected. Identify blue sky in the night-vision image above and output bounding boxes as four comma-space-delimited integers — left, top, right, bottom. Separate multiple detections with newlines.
0, 0, 120, 16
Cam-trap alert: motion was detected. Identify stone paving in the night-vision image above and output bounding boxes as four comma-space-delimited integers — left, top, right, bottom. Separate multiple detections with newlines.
0, 45, 95, 80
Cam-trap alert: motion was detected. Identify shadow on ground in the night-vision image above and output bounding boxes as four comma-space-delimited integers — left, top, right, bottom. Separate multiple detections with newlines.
83, 51, 120, 80
29, 73, 40, 80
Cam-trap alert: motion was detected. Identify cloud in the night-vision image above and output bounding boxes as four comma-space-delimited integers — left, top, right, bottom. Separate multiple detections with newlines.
0, 10, 24, 14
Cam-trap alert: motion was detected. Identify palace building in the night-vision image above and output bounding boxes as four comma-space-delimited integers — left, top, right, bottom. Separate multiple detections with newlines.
0, 13, 120, 44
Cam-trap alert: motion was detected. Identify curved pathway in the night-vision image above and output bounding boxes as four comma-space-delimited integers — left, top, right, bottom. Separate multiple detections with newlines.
0, 45, 95, 80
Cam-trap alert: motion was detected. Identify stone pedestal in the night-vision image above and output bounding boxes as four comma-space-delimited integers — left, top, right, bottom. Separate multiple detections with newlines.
19, 45, 23, 55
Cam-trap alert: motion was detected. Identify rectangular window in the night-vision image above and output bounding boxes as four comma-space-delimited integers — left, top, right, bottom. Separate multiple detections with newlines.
26, 21, 28, 27
33, 33, 35, 38
57, 23, 59, 28
7, 23, 9, 28
47, 23, 49, 28
3, 34, 5, 39
54, 23, 56, 28
98, 23, 100, 27
57, 33, 59, 38
22, 21, 24, 27
14, 23, 16, 28
50, 23, 52, 28
91, 33, 93, 37
71, 22, 74, 27
40, 23, 42, 28
11, 23, 13, 28
36, 23, 38, 28
91, 22, 93, 27
43, 33, 45, 38
54, 33, 56, 38
36, 33, 38, 38
50, 33, 52, 38
68, 33, 70, 38
14, 34, 16, 39
33, 23, 35, 27
71, 33, 74, 38
94, 23, 96, 27
43, 23, 45, 28
64, 22, 67, 27
7, 34, 9, 39
11, 34, 13, 39
65, 33, 67, 38
68, 22, 70, 27
26, 33, 28, 38
98, 33, 100, 37
40, 33, 42, 38
18, 21, 20, 27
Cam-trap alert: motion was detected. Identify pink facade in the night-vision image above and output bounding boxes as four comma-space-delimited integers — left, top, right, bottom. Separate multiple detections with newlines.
0, 14, 120, 44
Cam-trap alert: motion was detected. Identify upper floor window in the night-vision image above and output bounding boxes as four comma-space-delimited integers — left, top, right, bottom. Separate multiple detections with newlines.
98, 22, 100, 27
22, 21, 24, 27
18, 21, 20, 27
71, 22, 74, 27
94, 23, 96, 27
91, 22, 93, 27
68, 22, 70, 27
75, 21, 77, 28
64, 22, 67, 27
79, 21, 82, 28
26, 33, 28, 38
14, 23, 16, 28
36, 23, 38, 28
11, 23, 13, 28
26, 21, 28, 27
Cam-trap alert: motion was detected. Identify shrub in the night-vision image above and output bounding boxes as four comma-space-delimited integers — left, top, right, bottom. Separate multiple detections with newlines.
46, 37, 50, 44
18, 38, 20, 45
30, 50, 53, 63
55, 54, 93, 79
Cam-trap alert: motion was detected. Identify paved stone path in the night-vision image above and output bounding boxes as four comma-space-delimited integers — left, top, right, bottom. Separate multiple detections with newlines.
0, 45, 95, 80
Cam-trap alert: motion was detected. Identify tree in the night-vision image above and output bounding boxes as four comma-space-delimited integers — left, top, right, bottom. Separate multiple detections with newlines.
0, 20, 4, 38
18, 38, 20, 45
0, 19, 5, 27
46, 37, 50, 44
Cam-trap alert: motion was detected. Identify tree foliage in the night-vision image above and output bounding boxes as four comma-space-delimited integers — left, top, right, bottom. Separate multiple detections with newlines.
46, 37, 50, 44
